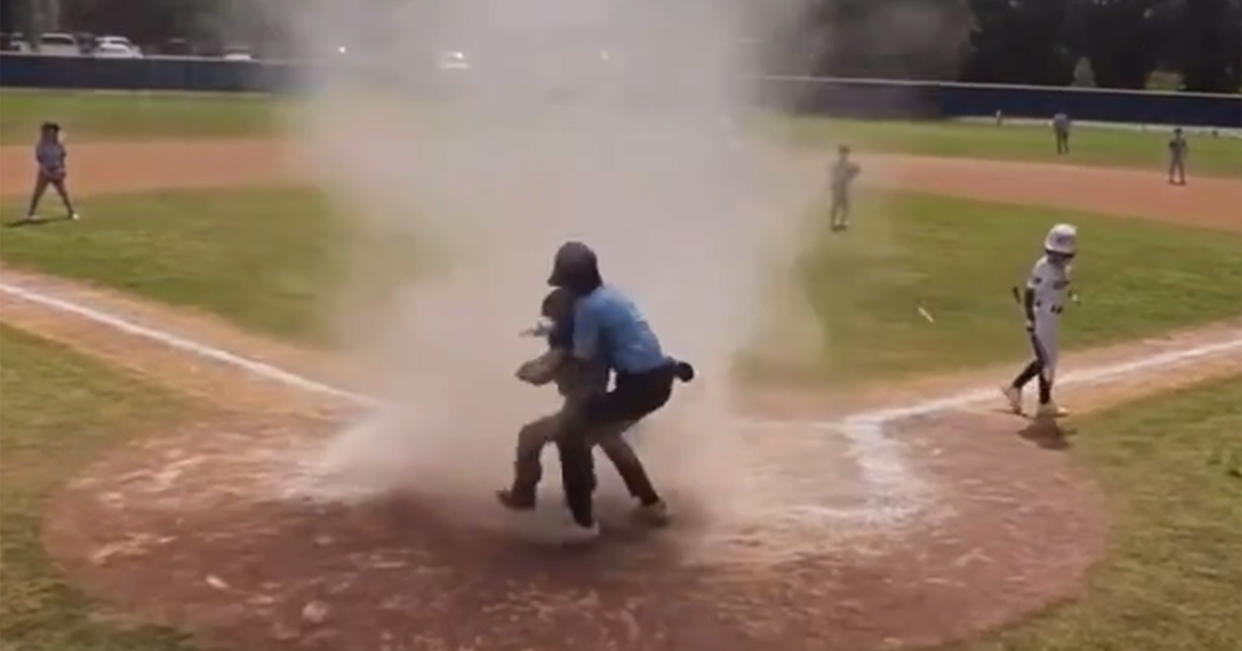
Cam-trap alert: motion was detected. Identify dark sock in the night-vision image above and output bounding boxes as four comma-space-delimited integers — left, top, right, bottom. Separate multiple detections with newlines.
1038, 374, 1052, 404
1012, 360, 1042, 389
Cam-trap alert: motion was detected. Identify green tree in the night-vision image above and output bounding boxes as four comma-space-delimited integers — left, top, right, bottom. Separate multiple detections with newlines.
963, 0, 1077, 84
1080, 0, 1164, 89
1165, 0, 1241, 91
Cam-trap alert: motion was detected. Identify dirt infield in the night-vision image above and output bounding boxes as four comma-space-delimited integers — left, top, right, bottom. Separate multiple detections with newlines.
3, 140, 1240, 231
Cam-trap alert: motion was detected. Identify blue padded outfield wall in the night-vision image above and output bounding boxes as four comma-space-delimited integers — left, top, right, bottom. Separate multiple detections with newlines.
4, 54, 1240, 127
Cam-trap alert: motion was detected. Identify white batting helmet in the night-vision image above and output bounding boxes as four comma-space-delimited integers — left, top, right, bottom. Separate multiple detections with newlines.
1044, 223, 1078, 256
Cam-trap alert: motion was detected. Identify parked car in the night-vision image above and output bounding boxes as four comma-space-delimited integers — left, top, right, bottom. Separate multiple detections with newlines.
222, 45, 254, 61
437, 50, 470, 71
1, 32, 32, 52
94, 42, 138, 58
36, 32, 81, 56
96, 35, 140, 57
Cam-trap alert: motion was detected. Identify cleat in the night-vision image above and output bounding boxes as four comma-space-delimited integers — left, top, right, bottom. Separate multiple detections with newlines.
1036, 402, 1069, 419
633, 500, 672, 526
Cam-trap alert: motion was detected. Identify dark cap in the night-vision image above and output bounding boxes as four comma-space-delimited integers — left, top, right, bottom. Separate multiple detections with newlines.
40, 121, 60, 132
547, 241, 602, 294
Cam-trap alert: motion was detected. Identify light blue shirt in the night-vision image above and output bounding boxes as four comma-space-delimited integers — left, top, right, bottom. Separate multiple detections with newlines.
572, 285, 668, 375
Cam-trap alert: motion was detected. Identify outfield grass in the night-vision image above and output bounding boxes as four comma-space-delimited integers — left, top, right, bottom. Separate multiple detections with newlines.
0, 91, 285, 145
0, 326, 199, 650
3, 90, 1238, 177
946, 374, 1242, 651
0, 187, 422, 346
751, 189, 1242, 383
777, 116, 1242, 178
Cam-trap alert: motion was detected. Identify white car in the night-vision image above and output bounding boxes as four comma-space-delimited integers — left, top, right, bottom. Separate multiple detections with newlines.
37, 32, 80, 56
94, 43, 138, 58
223, 47, 254, 61
437, 50, 469, 71
97, 35, 140, 57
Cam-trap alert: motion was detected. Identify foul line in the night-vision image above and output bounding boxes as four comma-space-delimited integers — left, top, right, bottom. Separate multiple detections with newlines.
0, 282, 377, 407
4, 280, 1239, 426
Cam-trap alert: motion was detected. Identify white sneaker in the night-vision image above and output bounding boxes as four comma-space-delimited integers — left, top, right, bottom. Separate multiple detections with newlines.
1036, 402, 1069, 419
70, 212, 80, 221
633, 500, 672, 527
1001, 385, 1023, 415
560, 521, 600, 546
25, 214, 40, 222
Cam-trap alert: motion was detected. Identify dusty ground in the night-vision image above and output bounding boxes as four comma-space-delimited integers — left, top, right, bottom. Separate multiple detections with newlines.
2, 140, 1240, 232
4, 266, 1238, 650
2, 137, 1240, 650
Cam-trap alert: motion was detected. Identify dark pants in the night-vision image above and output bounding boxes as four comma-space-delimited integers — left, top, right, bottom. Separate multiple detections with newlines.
1055, 132, 1069, 154
29, 171, 75, 217
507, 411, 659, 509
561, 363, 677, 526
1011, 333, 1052, 404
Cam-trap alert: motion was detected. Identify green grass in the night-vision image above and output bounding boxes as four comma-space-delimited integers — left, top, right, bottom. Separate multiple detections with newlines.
3, 186, 1238, 375
0, 90, 285, 145
776, 116, 1242, 178
945, 374, 1242, 651
745, 190, 1242, 383
0, 326, 200, 650
5, 90, 1238, 177
0, 186, 424, 346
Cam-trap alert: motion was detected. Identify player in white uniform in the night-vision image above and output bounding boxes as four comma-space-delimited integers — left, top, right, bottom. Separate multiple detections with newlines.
1002, 224, 1077, 419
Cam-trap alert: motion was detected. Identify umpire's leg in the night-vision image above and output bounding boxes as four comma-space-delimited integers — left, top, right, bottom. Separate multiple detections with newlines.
596, 431, 661, 506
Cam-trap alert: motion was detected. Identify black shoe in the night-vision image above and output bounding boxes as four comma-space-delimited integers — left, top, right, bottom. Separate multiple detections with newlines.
496, 488, 535, 511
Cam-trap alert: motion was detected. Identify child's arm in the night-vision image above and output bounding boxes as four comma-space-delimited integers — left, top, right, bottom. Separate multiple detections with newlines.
516, 348, 568, 386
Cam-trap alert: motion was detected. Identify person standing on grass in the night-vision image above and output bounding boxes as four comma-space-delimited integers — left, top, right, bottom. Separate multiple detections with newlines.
27, 122, 79, 222
1052, 112, 1071, 155
1168, 127, 1189, 186
828, 144, 861, 232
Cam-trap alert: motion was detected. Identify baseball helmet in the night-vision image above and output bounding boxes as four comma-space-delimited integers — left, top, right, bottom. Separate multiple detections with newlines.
547, 241, 603, 293
1043, 223, 1078, 256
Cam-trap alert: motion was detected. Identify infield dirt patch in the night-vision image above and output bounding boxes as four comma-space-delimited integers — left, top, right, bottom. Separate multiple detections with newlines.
3, 140, 1240, 232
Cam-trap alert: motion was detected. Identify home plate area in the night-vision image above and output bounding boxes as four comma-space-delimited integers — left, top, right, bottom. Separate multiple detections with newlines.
40, 402, 1104, 651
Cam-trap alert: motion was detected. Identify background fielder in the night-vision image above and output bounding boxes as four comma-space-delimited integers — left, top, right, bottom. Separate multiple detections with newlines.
1002, 223, 1078, 419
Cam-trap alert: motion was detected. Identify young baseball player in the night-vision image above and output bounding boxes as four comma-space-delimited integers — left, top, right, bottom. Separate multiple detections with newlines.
829, 144, 861, 232
1052, 112, 1071, 155
26, 122, 79, 222
497, 286, 671, 540
1002, 224, 1078, 419
1168, 127, 1189, 185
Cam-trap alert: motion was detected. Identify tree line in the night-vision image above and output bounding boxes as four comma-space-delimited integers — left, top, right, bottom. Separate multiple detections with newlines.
3, 0, 1239, 92
771, 0, 1240, 92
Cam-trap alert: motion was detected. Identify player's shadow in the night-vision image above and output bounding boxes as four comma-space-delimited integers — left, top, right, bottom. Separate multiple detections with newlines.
1017, 418, 1074, 450
5, 216, 73, 228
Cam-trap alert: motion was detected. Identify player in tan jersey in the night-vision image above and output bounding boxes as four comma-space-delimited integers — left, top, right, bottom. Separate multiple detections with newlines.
1002, 224, 1078, 419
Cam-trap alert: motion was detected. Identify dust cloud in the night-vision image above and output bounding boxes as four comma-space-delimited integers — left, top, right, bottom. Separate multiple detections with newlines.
289, 0, 829, 543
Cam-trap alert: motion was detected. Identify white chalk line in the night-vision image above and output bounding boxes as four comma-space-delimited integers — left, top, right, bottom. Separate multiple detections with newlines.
5, 280, 1240, 529
0, 282, 378, 407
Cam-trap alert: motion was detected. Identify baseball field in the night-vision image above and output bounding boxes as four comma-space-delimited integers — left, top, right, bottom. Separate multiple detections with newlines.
1, 89, 1240, 651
